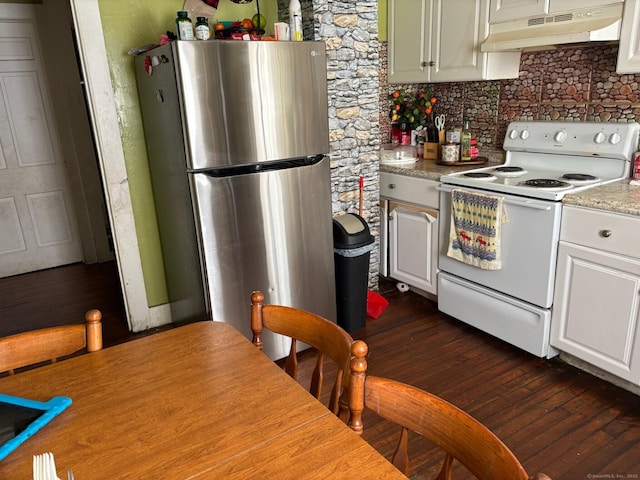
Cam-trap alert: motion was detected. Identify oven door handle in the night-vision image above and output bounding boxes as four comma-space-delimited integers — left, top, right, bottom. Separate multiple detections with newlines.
436, 186, 552, 211
503, 198, 551, 210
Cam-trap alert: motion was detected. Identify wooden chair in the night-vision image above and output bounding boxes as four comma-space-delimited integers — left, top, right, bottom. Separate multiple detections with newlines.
0, 309, 103, 375
347, 340, 552, 480
250, 290, 354, 419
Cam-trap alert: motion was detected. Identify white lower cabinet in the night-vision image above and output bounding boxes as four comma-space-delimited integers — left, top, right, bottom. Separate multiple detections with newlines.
389, 203, 439, 294
550, 206, 640, 384
380, 173, 439, 296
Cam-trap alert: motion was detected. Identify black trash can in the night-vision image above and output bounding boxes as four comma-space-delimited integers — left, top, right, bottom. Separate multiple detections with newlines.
332, 213, 375, 333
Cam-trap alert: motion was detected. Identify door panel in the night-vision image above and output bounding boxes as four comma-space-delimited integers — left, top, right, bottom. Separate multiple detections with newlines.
0, 19, 82, 277
0, 198, 25, 254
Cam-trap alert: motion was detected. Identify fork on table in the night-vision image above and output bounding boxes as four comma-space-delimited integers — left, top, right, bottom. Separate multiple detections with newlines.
32, 452, 61, 480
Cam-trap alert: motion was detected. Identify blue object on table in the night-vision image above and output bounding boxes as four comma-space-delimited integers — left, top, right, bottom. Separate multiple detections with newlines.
0, 393, 71, 461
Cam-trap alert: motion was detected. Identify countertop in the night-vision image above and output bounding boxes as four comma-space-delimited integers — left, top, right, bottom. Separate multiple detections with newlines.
381, 159, 640, 217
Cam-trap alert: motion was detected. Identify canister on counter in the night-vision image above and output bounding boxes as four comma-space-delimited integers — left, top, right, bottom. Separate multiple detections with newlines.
441, 143, 460, 163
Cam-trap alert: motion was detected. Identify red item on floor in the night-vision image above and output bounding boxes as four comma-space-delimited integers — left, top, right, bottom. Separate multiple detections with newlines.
366, 290, 389, 319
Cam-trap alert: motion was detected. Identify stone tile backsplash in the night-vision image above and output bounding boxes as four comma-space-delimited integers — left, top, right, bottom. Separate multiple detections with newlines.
380, 43, 640, 161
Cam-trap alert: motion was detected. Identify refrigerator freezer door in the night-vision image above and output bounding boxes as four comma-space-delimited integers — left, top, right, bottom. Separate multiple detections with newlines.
191, 156, 336, 360
173, 40, 330, 170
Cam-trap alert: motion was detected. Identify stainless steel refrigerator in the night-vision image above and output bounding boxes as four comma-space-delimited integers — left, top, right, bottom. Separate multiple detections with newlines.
134, 40, 336, 360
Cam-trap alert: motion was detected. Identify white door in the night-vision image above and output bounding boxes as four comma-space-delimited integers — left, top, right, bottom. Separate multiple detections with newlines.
387, 0, 431, 83
551, 242, 640, 384
489, 0, 548, 23
389, 203, 439, 295
617, 0, 640, 74
0, 19, 82, 277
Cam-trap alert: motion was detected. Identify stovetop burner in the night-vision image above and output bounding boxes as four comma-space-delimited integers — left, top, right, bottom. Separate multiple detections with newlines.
561, 173, 598, 182
519, 178, 573, 189
492, 166, 527, 178
463, 172, 497, 181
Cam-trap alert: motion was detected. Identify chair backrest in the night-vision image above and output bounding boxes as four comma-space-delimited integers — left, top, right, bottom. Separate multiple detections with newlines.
250, 290, 354, 418
0, 309, 103, 375
347, 340, 552, 480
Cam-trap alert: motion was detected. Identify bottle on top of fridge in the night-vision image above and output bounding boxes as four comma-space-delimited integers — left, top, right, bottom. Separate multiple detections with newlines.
195, 17, 211, 40
176, 11, 195, 40
289, 0, 303, 41
460, 118, 471, 161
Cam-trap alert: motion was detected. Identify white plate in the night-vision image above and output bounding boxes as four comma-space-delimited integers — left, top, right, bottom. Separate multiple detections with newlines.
380, 157, 418, 165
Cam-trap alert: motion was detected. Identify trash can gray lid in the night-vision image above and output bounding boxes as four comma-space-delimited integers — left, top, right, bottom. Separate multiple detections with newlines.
334, 213, 365, 234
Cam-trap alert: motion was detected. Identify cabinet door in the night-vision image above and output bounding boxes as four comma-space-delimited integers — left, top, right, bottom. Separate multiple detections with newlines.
388, 0, 520, 83
432, 0, 489, 82
489, 0, 548, 23
617, 0, 640, 74
550, 0, 623, 13
389, 205, 439, 295
388, 0, 431, 83
550, 242, 640, 384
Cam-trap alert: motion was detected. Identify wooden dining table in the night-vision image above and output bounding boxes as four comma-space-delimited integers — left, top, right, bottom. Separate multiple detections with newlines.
0, 321, 406, 479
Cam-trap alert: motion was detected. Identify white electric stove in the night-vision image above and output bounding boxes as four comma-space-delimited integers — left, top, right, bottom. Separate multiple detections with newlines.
437, 121, 640, 358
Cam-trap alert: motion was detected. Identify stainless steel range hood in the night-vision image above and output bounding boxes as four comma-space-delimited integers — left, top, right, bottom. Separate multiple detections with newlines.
481, 4, 623, 52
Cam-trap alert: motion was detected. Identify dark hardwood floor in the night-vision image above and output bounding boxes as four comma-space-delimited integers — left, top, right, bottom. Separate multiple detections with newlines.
1, 264, 639, 479
301, 280, 640, 480
0, 261, 170, 346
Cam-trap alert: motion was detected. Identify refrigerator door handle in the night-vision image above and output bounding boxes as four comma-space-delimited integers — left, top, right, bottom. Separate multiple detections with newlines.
190, 155, 326, 177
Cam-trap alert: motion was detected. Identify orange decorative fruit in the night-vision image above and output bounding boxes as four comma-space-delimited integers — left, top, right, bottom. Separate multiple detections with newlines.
392, 91, 400, 98
430, 96, 437, 104
425, 106, 432, 114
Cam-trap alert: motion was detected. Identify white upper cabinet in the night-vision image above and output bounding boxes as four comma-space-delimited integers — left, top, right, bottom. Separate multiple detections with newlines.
388, 0, 521, 83
549, 0, 623, 12
490, 0, 548, 23
617, 0, 640, 74
490, 0, 623, 23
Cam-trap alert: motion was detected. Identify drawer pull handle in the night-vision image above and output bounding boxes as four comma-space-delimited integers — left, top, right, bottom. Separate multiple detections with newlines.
389, 183, 396, 189
600, 229, 612, 238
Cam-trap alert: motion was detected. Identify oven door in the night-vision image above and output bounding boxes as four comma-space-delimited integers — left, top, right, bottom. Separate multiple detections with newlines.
438, 184, 562, 309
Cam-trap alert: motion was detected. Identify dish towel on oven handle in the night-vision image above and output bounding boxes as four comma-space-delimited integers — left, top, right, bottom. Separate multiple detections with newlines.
447, 189, 508, 270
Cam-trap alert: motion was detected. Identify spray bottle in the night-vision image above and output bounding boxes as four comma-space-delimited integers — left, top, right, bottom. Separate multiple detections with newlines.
289, 0, 303, 41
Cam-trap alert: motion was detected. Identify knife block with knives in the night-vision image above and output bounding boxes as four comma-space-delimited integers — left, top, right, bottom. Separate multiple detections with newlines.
423, 129, 445, 160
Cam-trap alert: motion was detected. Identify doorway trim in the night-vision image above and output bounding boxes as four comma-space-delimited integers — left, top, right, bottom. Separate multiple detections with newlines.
69, 0, 170, 331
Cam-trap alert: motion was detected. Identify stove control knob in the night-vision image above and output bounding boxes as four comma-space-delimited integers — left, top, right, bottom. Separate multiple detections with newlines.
609, 132, 621, 145
594, 132, 606, 144
508, 129, 518, 140
554, 130, 567, 143
520, 129, 530, 140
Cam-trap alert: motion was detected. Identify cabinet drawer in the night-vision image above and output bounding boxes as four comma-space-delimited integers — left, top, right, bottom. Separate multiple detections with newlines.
561, 206, 640, 258
380, 173, 439, 209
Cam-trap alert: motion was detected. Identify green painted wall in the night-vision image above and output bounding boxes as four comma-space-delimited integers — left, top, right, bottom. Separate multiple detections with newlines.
379, 0, 387, 42
97, 0, 278, 306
